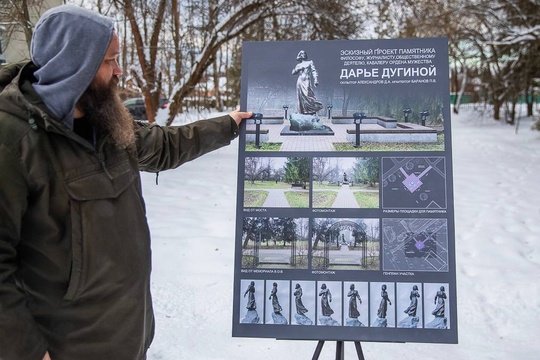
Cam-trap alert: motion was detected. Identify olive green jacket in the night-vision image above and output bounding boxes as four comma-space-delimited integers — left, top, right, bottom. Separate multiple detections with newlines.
0, 61, 238, 360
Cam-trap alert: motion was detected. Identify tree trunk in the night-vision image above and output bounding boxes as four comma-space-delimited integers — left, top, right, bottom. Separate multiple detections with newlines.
451, 65, 459, 114
493, 99, 502, 121
242, 231, 254, 249
313, 234, 322, 250
116, 0, 167, 123
508, 99, 516, 125
525, 86, 534, 117
455, 65, 467, 115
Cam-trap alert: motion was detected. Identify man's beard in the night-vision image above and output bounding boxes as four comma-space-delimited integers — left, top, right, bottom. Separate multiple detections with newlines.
77, 76, 135, 149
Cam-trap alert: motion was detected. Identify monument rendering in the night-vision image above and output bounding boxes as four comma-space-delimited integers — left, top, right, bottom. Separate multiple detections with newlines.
283, 50, 333, 135
318, 283, 340, 326
293, 283, 313, 325
426, 286, 448, 329
346, 284, 365, 327
292, 50, 323, 115
241, 281, 260, 323
372, 284, 392, 327
398, 285, 421, 328
268, 282, 288, 324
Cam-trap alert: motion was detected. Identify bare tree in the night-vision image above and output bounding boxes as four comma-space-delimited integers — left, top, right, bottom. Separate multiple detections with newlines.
312, 157, 333, 185
0, 0, 51, 57
110, 0, 168, 123
396, 0, 539, 123
99, 0, 368, 123
244, 157, 272, 184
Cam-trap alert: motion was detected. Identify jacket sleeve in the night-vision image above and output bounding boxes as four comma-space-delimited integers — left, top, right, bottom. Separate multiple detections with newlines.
0, 144, 49, 360
134, 114, 239, 172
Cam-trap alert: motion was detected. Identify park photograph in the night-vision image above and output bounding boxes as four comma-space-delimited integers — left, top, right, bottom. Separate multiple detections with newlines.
310, 218, 380, 271
243, 156, 310, 208
312, 156, 379, 209
241, 217, 309, 269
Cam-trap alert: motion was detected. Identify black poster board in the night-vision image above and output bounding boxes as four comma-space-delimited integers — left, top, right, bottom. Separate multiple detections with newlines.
232, 38, 457, 344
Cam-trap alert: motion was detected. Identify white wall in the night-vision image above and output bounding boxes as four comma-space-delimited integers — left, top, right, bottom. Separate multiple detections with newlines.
1, 0, 63, 64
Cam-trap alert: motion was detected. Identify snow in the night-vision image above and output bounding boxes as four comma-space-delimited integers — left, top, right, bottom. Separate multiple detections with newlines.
144, 108, 540, 359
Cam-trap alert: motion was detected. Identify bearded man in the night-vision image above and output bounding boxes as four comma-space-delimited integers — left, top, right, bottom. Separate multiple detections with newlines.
0, 5, 251, 360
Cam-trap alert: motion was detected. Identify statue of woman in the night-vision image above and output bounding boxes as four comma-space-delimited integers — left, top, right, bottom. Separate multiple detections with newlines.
268, 282, 282, 314
294, 283, 309, 315
403, 285, 421, 317
431, 286, 446, 317
318, 283, 334, 316
377, 284, 392, 318
347, 284, 362, 319
292, 50, 323, 115
243, 281, 256, 310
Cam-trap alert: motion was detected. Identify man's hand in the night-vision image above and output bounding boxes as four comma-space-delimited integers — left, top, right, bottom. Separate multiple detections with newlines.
43, 351, 51, 360
229, 110, 253, 126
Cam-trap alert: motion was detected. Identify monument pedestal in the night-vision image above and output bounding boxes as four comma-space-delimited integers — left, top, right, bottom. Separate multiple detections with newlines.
294, 313, 313, 325
371, 317, 388, 327
241, 310, 260, 324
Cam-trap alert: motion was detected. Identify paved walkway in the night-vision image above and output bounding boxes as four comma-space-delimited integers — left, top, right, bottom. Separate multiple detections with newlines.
258, 249, 290, 264
262, 189, 290, 207
260, 121, 350, 152
331, 185, 358, 208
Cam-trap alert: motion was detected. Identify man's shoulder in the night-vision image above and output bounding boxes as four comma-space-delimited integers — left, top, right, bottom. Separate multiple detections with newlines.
0, 61, 30, 93
0, 110, 34, 149
0, 61, 40, 147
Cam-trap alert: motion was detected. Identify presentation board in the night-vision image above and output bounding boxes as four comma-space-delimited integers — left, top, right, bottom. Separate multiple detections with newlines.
232, 37, 457, 344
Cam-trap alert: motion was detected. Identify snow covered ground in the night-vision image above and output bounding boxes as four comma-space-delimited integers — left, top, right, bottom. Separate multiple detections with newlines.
144, 108, 540, 360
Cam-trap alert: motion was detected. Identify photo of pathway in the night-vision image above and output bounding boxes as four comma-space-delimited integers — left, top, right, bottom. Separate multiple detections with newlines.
312, 157, 379, 208
241, 217, 309, 269
244, 157, 310, 208
311, 218, 380, 270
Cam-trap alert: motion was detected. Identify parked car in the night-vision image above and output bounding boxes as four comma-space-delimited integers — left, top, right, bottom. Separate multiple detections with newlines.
123, 97, 169, 120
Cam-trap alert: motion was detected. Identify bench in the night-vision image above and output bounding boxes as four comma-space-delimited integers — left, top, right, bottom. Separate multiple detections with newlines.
333, 116, 397, 128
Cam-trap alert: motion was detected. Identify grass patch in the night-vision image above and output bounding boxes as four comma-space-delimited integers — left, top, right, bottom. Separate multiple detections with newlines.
243, 190, 268, 207
245, 142, 282, 151
312, 191, 338, 208
313, 183, 378, 190
242, 255, 258, 268
333, 134, 444, 151
353, 192, 380, 208
351, 184, 378, 190
312, 183, 344, 189
244, 181, 292, 189
284, 191, 309, 208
